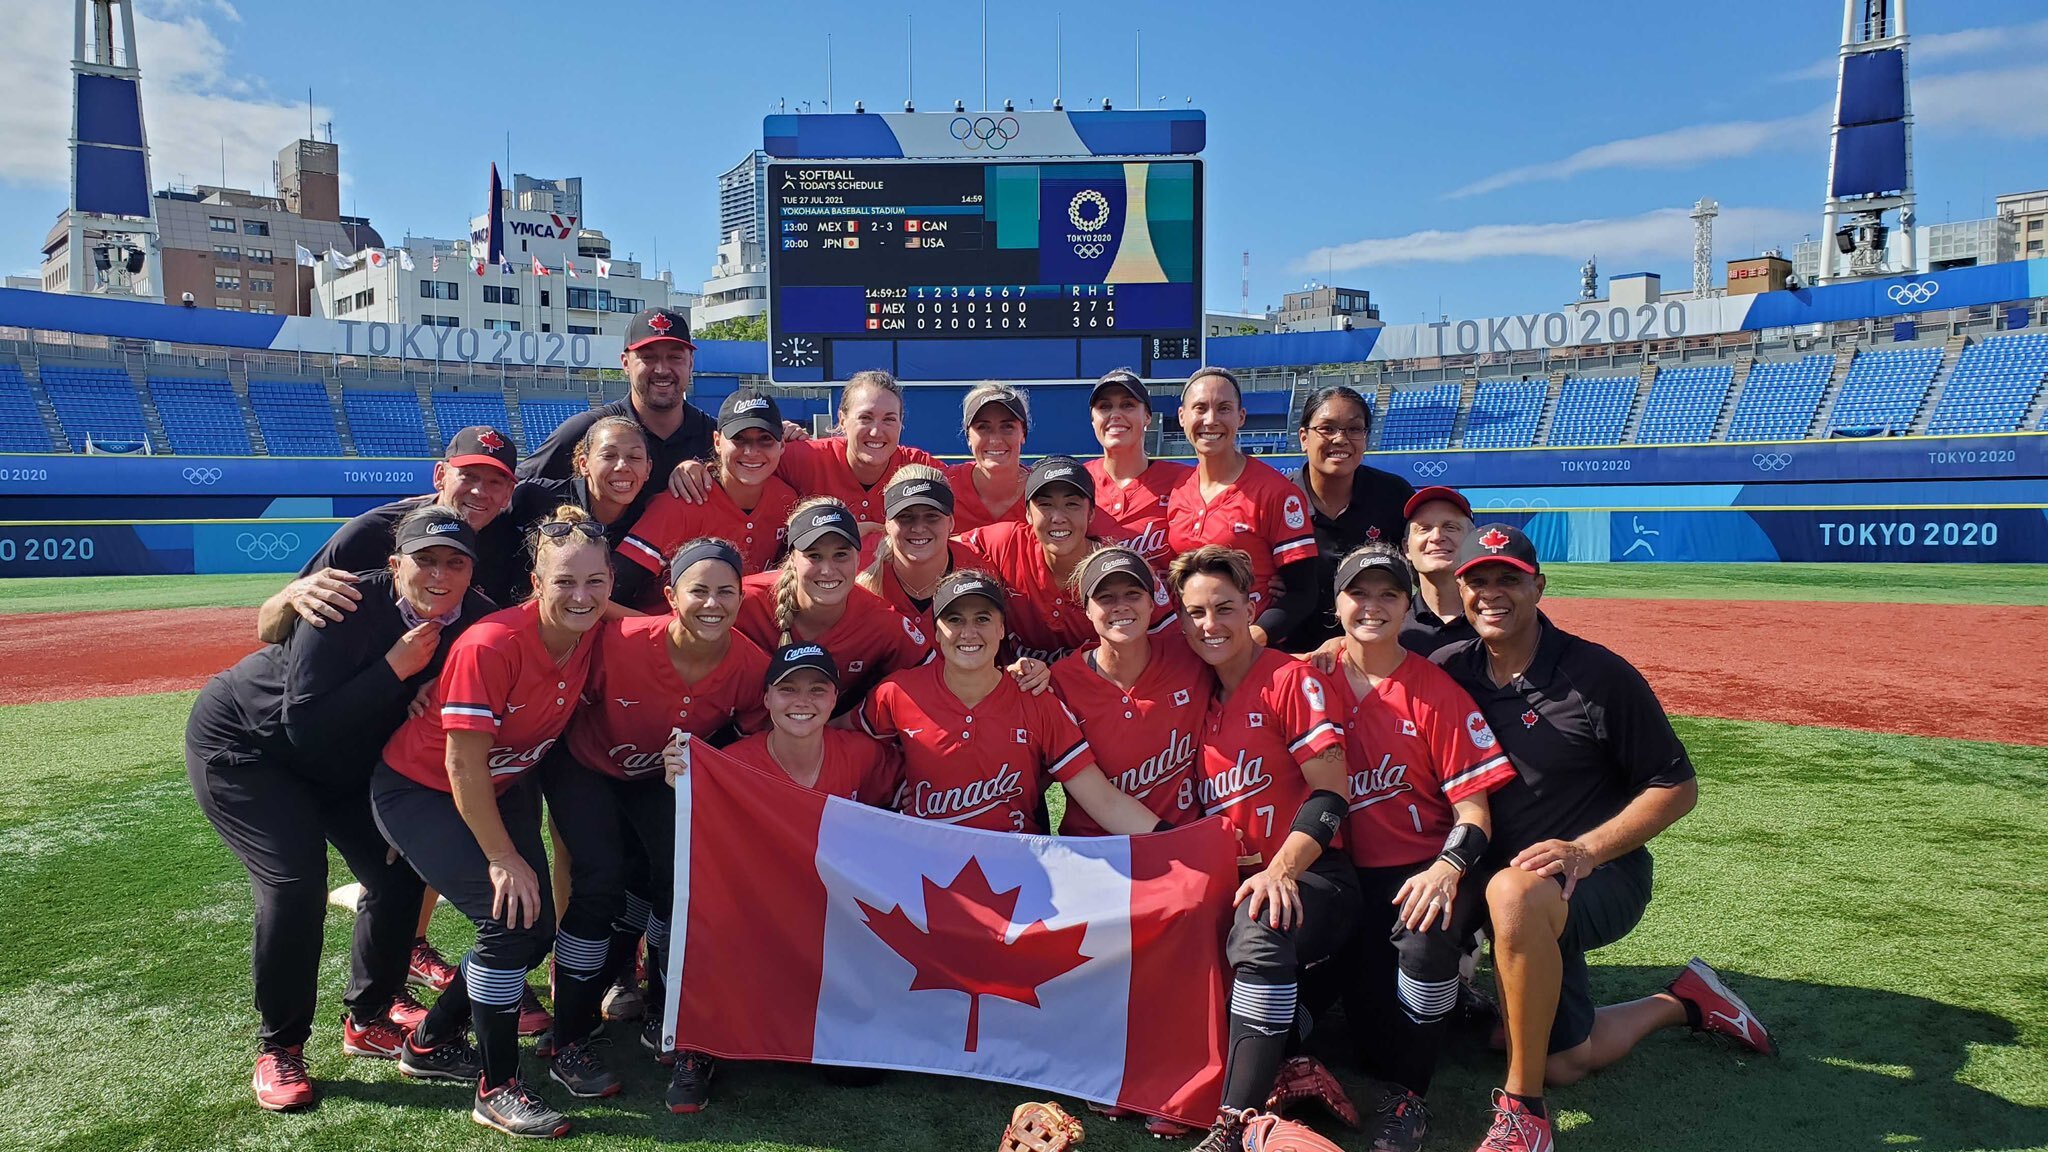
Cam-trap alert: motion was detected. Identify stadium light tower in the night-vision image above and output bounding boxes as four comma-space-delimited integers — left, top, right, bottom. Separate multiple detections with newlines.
1691, 198, 1718, 299
59, 0, 161, 302
1817, 0, 1914, 284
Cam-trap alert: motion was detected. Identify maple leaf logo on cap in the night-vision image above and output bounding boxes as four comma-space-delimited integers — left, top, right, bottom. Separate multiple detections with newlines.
476, 429, 506, 451
856, 858, 1089, 1052
1479, 528, 1512, 551
646, 312, 674, 334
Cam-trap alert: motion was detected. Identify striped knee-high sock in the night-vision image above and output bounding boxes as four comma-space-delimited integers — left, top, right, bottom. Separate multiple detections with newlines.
1222, 977, 1296, 1110
464, 958, 532, 1089
550, 932, 611, 1047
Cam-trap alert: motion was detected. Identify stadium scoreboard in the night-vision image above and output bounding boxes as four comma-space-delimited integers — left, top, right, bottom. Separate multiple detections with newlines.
767, 159, 1203, 384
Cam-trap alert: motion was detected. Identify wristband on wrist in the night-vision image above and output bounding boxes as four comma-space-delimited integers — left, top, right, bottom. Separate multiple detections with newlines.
1289, 789, 1347, 849
1437, 822, 1488, 873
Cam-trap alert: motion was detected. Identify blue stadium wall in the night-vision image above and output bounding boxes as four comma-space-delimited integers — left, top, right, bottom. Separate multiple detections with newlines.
3, 432, 2042, 576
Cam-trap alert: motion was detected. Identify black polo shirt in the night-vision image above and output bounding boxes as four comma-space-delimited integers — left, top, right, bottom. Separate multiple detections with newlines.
1434, 616, 1694, 858
508, 475, 655, 608
303, 494, 523, 609
1283, 463, 1417, 651
517, 395, 715, 486
1401, 594, 1477, 656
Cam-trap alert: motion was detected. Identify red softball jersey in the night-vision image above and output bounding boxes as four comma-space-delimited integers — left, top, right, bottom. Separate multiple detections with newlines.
775, 436, 940, 524
943, 461, 1130, 537
564, 615, 771, 780
1049, 631, 1214, 836
958, 521, 1176, 663
735, 573, 932, 709
618, 477, 800, 583
1165, 458, 1318, 605
1194, 646, 1346, 863
1087, 458, 1192, 570
858, 662, 1097, 834
722, 728, 903, 806
857, 536, 991, 639
1337, 651, 1516, 868
382, 602, 599, 794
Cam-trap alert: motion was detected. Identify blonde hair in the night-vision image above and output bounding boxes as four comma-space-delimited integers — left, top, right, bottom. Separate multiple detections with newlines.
528, 503, 608, 578
774, 496, 855, 644
856, 463, 948, 598
1167, 544, 1255, 598
835, 369, 903, 434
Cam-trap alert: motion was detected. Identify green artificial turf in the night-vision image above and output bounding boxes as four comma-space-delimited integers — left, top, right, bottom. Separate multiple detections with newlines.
1, 693, 2044, 1152
0, 573, 284, 615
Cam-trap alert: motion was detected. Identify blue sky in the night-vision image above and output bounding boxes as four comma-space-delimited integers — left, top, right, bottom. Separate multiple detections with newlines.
2, 0, 2044, 319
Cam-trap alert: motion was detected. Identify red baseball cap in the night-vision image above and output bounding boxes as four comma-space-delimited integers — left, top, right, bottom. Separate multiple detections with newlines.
1405, 485, 1472, 520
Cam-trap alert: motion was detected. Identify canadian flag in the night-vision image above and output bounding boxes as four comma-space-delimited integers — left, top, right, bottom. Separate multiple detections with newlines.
533, 256, 551, 277
664, 741, 1235, 1126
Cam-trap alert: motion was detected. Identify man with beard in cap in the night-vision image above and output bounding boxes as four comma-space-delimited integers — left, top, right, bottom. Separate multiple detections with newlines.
520, 307, 715, 498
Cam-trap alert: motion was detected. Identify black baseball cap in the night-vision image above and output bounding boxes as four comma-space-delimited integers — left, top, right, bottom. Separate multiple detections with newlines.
625, 307, 695, 351
885, 475, 954, 519
395, 506, 479, 559
931, 570, 1006, 619
1405, 485, 1473, 520
766, 642, 840, 688
1089, 367, 1149, 408
1455, 523, 1541, 577
788, 503, 862, 551
1024, 455, 1091, 503
444, 425, 516, 478
1335, 548, 1415, 596
719, 389, 784, 439
1076, 547, 1156, 600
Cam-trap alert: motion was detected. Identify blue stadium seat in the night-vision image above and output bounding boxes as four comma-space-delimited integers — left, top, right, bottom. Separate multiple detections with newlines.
515, 398, 590, 450
342, 389, 432, 456
432, 391, 512, 450
1633, 364, 1733, 445
1724, 353, 1835, 443
248, 380, 344, 455
1545, 375, 1636, 446
0, 364, 53, 452
1925, 333, 2048, 435
1376, 383, 1458, 451
1827, 345, 1943, 434
147, 376, 252, 455
42, 364, 153, 451
1460, 379, 1545, 448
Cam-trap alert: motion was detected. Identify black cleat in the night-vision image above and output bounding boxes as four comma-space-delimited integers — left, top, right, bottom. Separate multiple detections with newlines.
547, 1038, 621, 1099
471, 1076, 571, 1139
1368, 1090, 1430, 1152
665, 1050, 716, 1113
640, 1014, 677, 1065
397, 1030, 484, 1083
1190, 1107, 1249, 1152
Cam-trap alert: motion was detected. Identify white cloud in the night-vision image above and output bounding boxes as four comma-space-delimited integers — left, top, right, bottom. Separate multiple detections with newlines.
1449, 115, 1818, 199
0, 1, 327, 194
1915, 65, 2048, 137
1296, 206, 1811, 275
1787, 17, 2048, 79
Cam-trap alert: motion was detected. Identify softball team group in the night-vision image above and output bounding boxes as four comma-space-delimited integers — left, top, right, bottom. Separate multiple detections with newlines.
188, 309, 1772, 1151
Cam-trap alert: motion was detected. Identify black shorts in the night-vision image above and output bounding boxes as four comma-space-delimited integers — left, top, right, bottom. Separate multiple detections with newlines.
1500, 847, 1654, 1053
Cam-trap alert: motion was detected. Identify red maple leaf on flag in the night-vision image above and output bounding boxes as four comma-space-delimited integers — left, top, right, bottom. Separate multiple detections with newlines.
856, 857, 1090, 1053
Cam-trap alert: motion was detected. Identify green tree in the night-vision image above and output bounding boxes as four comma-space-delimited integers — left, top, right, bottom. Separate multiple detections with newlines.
695, 314, 767, 342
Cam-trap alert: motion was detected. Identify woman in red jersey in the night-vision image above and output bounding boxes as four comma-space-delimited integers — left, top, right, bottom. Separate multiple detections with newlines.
1166, 367, 1320, 648
1084, 367, 1190, 570
369, 505, 611, 1139
963, 455, 1170, 666
854, 465, 988, 635
944, 382, 1031, 531
620, 390, 801, 594
735, 498, 932, 711
776, 369, 939, 529
859, 570, 1163, 836
1168, 545, 1360, 1152
1324, 543, 1515, 1152
540, 537, 770, 1097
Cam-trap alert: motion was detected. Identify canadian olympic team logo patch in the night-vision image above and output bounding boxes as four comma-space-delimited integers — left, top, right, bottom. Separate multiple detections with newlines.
903, 617, 926, 646
1302, 676, 1326, 714
1283, 494, 1307, 531
1466, 711, 1497, 749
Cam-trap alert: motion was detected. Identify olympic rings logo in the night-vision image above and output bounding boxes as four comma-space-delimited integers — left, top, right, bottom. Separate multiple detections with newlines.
1482, 497, 1551, 511
1887, 281, 1939, 306
951, 115, 1019, 151
235, 531, 301, 561
1068, 189, 1111, 231
1411, 460, 1450, 478
182, 467, 222, 485
1072, 243, 1106, 259
1751, 453, 1793, 471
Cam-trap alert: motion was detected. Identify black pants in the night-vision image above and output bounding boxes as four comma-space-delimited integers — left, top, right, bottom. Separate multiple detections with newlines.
185, 680, 422, 1049
1220, 853, 1362, 1110
1340, 860, 1491, 1095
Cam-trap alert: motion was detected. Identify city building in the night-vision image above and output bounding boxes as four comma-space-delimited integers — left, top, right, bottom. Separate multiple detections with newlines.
512, 173, 582, 220
718, 150, 769, 249
1272, 284, 1382, 332
1994, 189, 2048, 260
695, 230, 768, 330
43, 137, 380, 315
1794, 213, 2019, 282
1205, 310, 1277, 337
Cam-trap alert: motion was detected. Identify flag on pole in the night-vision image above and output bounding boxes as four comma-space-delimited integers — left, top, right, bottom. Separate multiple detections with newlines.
499, 254, 515, 275
660, 740, 1237, 1127
565, 257, 578, 279
533, 256, 551, 277
485, 164, 506, 264
399, 250, 416, 271
473, 257, 487, 276
596, 258, 612, 279
328, 249, 356, 271
365, 249, 388, 269
431, 254, 442, 273
294, 244, 317, 268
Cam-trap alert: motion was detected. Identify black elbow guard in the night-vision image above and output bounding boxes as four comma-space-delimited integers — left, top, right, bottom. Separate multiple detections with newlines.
1438, 822, 1489, 873
1290, 789, 1348, 848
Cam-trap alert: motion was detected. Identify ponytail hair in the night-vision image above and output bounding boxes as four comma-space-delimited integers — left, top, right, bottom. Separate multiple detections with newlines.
775, 496, 854, 644
855, 462, 947, 598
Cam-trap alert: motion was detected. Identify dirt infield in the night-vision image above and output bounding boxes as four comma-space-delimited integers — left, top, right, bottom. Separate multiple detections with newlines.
4, 598, 2044, 745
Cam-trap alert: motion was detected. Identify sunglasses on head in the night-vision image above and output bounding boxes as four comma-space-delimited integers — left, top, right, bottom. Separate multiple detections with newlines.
537, 520, 606, 540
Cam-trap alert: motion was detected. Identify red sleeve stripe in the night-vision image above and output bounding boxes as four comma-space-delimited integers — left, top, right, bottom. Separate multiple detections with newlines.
1272, 535, 1318, 562
1288, 720, 1342, 756
1442, 755, 1517, 800
619, 535, 664, 571
1048, 741, 1091, 776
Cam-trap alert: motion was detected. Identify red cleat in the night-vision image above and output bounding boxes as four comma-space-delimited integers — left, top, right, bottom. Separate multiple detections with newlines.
408, 938, 458, 992
1667, 957, 1775, 1056
1265, 1054, 1361, 1128
252, 1043, 315, 1112
386, 989, 430, 1031
518, 985, 554, 1037
340, 1012, 409, 1059
1144, 1115, 1194, 1138
1474, 1090, 1553, 1152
